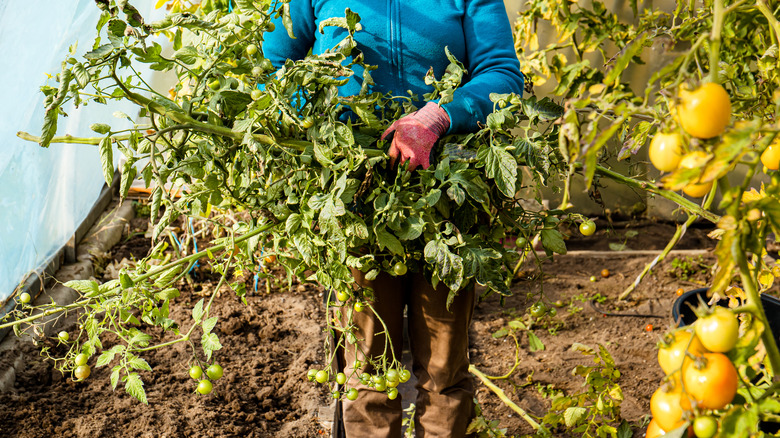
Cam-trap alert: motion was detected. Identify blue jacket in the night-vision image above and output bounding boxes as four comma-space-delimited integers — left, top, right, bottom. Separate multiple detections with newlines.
263, 0, 524, 134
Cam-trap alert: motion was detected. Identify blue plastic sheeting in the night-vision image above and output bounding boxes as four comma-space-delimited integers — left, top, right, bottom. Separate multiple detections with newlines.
0, 0, 161, 299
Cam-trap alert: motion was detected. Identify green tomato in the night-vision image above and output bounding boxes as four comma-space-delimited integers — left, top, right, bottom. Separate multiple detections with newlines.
579, 220, 596, 236
250, 89, 262, 100
399, 369, 411, 383
336, 372, 347, 385
515, 236, 528, 249
315, 370, 329, 384
265, 21, 276, 32
353, 302, 365, 313
245, 44, 258, 56
359, 372, 370, 385
307, 369, 318, 382
206, 364, 223, 380
336, 290, 349, 302
74, 353, 89, 367
19, 292, 31, 304
74, 365, 91, 380
208, 79, 220, 91
392, 262, 407, 276
301, 117, 314, 129
346, 388, 359, 401
529, 302, 547, 318
189, 365, 203, 380
251, 66, 264, 77
57, 331, 70, 342
386, 369, 399, 384
197, 379, 213, 395
693, 415, 717, 438
387, 387, 398, 400
548, 307, 557, 317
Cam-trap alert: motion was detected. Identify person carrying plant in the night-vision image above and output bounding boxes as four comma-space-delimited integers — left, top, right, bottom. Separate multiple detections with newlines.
264, 1, 524, 436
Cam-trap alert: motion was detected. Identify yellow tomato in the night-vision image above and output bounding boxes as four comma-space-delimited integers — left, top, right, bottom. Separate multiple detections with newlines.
677, 83, 731, 139
678, 151, 713, 198
645, 418, 666, 437
761, 138, 780, 170
649, 132, 684, 172
657, 329, 707, 375
650, 382, 692, 432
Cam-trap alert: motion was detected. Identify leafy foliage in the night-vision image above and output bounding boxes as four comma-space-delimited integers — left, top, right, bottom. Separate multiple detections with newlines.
5, 0, 571, 404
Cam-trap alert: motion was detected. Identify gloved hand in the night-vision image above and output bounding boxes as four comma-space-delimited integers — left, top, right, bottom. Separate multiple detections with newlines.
381, 102, 450, 171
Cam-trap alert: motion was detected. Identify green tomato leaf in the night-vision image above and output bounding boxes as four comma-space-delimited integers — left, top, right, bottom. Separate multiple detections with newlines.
375, 227, 405, 256
99, 136, 114, 186
478, 144, 517, 198
124, 373, 148, 405
528, 331, 545, 352
540, 229, 567, 255
202, 332, 223, 360
192, 298, 205, 323
563, 406, 587, 427
72, 62, 89, 88
64, 279, 100, 297
202, 316, 218, 335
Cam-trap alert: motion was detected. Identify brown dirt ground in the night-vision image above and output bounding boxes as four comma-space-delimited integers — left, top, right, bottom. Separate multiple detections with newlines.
0, 217, 724, 437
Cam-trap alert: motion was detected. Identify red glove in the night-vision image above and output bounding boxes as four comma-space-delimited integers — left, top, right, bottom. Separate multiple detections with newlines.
381, 102, 450, 171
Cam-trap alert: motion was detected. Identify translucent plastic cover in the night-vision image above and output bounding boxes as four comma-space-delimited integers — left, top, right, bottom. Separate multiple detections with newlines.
0, 0, 159, 300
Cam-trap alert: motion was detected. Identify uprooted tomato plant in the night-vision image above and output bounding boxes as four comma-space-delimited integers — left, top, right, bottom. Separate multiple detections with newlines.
4, 0, 780, 436
6, 0, 578, 412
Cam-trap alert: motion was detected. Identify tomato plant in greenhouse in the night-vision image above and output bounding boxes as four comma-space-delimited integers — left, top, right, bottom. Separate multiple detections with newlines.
1, 0, 780, 435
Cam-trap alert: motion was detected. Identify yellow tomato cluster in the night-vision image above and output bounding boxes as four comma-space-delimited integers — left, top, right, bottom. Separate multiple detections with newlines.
647, 308, 740, 438
650, 83, 733, 198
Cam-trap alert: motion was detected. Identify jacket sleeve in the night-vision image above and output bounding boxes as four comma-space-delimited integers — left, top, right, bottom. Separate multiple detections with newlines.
262, 0, 316, 68
441, 0, 524, 134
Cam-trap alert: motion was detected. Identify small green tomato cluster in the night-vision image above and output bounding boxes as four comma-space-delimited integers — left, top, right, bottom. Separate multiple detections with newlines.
307, 367, 411, 401
189, 362, 224, 395
528, 301, 557, 319
72, 353, 91, 381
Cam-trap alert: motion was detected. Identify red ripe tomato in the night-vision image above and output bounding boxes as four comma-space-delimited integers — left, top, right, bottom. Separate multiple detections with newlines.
657, 329, 706, 375
682, 353, 738, 410
694, 306, 738, 353
650, 382, 691, 432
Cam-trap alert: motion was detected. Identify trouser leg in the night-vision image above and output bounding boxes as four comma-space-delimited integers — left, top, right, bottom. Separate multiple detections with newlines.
341, 269, 406, 438
408, 274, 476, 438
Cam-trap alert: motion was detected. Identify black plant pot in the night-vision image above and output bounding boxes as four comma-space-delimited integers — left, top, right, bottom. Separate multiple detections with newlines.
672, 288, 780, 340
672, 288, 780, 434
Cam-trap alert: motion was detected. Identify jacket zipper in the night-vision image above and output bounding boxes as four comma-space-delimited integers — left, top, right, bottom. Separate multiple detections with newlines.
388, 0, 401, 91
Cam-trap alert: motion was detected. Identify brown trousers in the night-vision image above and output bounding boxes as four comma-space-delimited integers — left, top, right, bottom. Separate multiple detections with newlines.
340, 269, 476, 438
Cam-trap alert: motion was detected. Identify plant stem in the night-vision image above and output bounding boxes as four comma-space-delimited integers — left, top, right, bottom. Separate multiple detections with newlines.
620, 186, 715, 301
707, 0, 725, 83
469, 364, 543, 431
483, 332, 522, 380
734, 239, 780, 380
0, 222, 278, 331
592, 164, 720, 223
619, 214, 697, 300
17, 131, 132, 145
757, 0, 780, 48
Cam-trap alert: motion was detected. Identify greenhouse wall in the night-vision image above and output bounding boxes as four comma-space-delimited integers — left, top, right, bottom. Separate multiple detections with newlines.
0, 1, 161, 301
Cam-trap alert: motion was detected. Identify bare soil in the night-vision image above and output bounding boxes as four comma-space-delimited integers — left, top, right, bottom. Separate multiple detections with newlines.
0, 217, 722, 437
